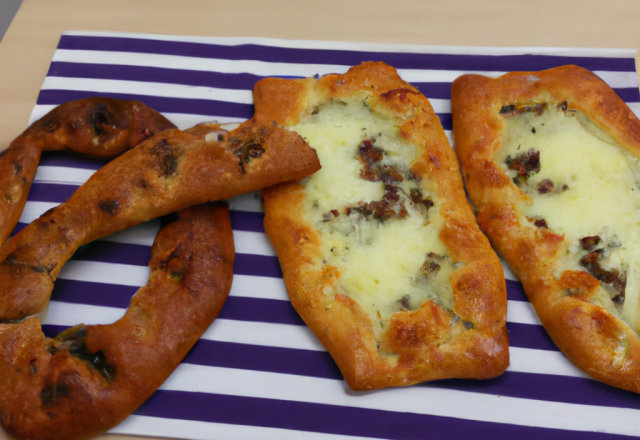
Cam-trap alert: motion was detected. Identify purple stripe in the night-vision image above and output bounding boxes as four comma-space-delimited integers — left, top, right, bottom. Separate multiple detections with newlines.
39, 151, 108, 170
39, 322, 640, 413
50, 279, 139, 308
229, 210, 265, 232
47, 61, 268, 91
36, 90, 253, 119
27, 182, 78, 203
234, 253, 283, 278
507, 322, 555, 351
71, 241, 151, 266
58, 35, 637, 72
507, 279, 528, 301
44, 63, 640, 104
217, 296, 304, 326
184, 339, 341, 379
136, 390, 630, 440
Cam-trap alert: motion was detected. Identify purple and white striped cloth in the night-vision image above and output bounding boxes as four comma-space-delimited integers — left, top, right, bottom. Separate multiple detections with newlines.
20, 31, 640, 439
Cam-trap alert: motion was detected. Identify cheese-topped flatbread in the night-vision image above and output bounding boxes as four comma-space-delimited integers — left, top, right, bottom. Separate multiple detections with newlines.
452, 65, 640, 393
256, 62, 508, 390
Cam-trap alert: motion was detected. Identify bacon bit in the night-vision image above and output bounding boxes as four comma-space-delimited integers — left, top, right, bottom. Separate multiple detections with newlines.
537, 179, 554, 194
534, 218, 548, 228
420, 253, 442, 277
347, 185, 408, 221
322, 209, 340, 222
579, 236, 601, 251
499, 103, 547, 118
398, 295, 411, 310
506, 149, 541, 181
580, 250, 626, 303
410, 189, 434, 210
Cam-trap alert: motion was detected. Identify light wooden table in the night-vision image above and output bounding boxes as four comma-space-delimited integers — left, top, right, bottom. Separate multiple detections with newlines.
0, 0, 639, 439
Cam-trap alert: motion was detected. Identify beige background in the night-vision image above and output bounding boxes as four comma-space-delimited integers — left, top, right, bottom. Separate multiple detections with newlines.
0, 0, 639, 439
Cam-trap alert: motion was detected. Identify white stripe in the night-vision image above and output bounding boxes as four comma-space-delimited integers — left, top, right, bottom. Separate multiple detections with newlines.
34, 166, 94, 185
57, 260, 149, 286
44, 300, 125, 326
19, 201, 58, 223
234, 230, 275, 256
63, 31, 639, 59
42, 76, 254, 104
160, 364, 637, 436
201, 319, 324, 351
41, 299, 582, 379
506, 300, 539, 325
229, 274, 288, 301
501, 258, 517, 281
111, 415, 377, 440
101, 220, 161, 246
507, 346, 589, 378
227, 190, 264, 213
53, 50, 640, 90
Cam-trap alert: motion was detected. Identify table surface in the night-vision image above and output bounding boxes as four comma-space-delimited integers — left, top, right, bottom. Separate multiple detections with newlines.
1, 1, 640, 439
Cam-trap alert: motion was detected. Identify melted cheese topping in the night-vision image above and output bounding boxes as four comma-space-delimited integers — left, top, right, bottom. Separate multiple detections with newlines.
496, 107, 640, 331
288, 98, 454, 331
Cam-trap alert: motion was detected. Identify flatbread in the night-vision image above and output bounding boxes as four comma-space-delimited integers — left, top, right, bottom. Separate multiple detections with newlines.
257, 62, 509, 390
452, 65, 640, 393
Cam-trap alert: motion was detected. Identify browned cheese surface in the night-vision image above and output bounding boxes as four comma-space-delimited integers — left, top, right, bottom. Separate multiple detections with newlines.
0, 204, 234, 440
451, 65, 640, 393
258, 62, 508, 391
0, 116, 320, 320
0, 97, 176, 245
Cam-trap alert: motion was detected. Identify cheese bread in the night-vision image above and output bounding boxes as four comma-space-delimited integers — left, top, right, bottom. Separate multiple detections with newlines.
452, 65, 640, 392
257, 62, 509, 390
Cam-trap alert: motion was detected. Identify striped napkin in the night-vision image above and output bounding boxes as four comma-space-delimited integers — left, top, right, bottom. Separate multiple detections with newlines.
20, 31, 640, 440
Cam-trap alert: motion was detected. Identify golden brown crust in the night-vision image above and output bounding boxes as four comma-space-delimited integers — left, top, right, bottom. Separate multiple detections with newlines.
0, 204, 234, 440
452, 65, 640, 393
259, 62, 508, 390
0, 117, 320, 320
0, 97, 176, 245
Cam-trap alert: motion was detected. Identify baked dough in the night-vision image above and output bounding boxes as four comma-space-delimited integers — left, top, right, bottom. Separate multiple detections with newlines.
0, 117, 320, 321
257, 62, 509, 390
0, 204, 234, 440
452, 65, 640, 392
0, 97, 176, 245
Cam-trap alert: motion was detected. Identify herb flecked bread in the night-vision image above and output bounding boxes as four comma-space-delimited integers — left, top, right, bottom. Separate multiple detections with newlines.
452, 65, 640, 393
257, 62, 509, 390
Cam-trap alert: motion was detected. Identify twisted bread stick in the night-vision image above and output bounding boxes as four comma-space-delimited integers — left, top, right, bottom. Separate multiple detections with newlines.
0, 98, 175, 244
0, 204, 234, 440
0, 117, 319, 320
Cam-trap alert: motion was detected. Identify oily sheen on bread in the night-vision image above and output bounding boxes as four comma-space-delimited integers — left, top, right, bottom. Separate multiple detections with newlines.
0, 205, 234, 440
452, 65, 640, 393
0, 118, 319, 321
257, 62, 509, 390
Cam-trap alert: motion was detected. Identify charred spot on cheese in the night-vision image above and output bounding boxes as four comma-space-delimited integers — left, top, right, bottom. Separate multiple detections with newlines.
288, 96, 454, 333
496, 101, 640, 330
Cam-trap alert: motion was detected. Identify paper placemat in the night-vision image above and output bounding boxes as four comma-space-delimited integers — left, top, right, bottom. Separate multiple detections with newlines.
20, 31, 640, 439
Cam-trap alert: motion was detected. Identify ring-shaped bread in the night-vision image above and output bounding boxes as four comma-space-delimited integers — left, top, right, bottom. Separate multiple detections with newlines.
256, 62, 508, 390
0, 117, 320, 321
0, 204, 234, 440
452, 65, 640, 393
0, 97, 176, 244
